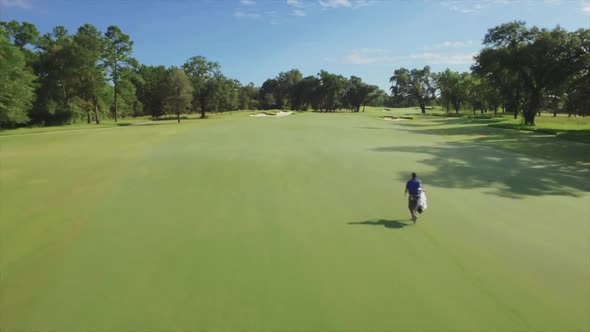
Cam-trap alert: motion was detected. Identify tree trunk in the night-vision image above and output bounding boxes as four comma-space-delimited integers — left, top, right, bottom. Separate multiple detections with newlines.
419, 100, 426, 113
524, 110, 536, 125
177, 111, 180, 123
524, 89, 541, 126
362, 105, 365, 112
94, 99, 100, 124
87, 111, 91, 124
114, 60, 118, 122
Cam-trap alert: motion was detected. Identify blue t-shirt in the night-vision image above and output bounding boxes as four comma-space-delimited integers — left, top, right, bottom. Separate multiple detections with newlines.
406, 179, 422, 196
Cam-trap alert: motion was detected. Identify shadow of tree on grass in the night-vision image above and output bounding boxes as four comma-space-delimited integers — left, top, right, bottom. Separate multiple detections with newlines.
389, 118, 590, 166
372, 144, 590, 198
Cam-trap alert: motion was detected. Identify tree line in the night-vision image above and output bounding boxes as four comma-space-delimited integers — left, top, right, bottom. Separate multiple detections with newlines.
0, 21, 388, 128
2, 20, 587, 128
389, 22, 589, 125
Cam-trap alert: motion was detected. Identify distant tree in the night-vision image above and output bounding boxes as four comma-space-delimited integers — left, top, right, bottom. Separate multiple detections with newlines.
292, 75, 320, 111
0, 20, 39, 50
182, 56, 220, 118
238, 83, 259, 110
364, 85, 385, 110
103, 25, 134, 122
0, 28, 35, 127
474, 22, 587, 125
259, 78, 280, 110
136, 65, 171, 118
390, 66, 437, 113
366, 88, 388, 108
436, 69, 465, 113
317, 70, 348, 112
164, 68, 193, 123
73, 24, 105, 124
32, 26, 81, 125
346, 76, 372, 112
277, 69, 302, 109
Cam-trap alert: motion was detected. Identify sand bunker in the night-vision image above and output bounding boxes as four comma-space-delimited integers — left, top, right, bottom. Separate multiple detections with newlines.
383, 116, 411, 122
250, 111, 294, 117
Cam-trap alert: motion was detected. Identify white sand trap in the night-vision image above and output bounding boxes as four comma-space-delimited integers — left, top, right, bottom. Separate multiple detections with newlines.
383, 116, 407, 122
250, 111, 293, 117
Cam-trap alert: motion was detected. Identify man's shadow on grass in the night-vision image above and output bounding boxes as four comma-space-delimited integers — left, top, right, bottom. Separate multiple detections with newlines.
348, 219, 411, 229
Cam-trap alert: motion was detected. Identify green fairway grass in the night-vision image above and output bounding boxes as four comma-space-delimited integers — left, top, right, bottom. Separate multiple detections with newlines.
398, 106, 590, 144
1, 111, 589, 331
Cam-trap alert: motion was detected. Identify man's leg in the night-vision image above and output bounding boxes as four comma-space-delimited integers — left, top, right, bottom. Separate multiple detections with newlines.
409, 197, 417, 221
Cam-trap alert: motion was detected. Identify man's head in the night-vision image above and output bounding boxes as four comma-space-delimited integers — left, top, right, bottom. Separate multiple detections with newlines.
411, 172, 417, 179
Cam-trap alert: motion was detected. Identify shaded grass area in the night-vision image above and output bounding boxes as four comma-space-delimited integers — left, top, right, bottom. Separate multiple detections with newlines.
389, 116, 590, 167
407, 109, 590, 144
490, 123, 590, 144
0, 117, 151, 136
372, 143, 590, 197
0, 111, 255, 136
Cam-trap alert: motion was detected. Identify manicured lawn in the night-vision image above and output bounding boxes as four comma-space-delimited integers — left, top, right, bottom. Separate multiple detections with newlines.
1, 110, 589, 331
403, 107, 590, 143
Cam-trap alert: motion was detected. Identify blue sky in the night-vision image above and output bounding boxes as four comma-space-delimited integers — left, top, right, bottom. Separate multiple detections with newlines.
1, 0, 589, 91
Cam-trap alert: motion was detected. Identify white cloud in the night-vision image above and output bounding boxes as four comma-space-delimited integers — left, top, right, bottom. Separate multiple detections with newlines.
412, 52, 476, 65
240, 0, 256, 4
291, 9, 306, 16
0, 0, 32, 8
318, 0, 376, 9
353, 0, 376, 8
342, 48, 475, 65
543, 0, 561, 4
287, 0, 304, 7
440, 0, 516, 14
319, 0, 352, 8
234, 10, 261, 18
582, 4, 590, 13
422, 40, 474, 50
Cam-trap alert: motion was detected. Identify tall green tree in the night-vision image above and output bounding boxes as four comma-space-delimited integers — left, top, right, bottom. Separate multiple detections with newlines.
182, 55, 220, 118
475, 22, 587, 125
436, 69, 465, 113
0, 20, 39, 50
277, 69, 302, 109
164, 68, 193, 123
73, 24, 105, 124
135, 65, 170, 118
346, 76, 372, 112
32, 26, 81, 125
103, 25, 134, 122
390, 66, 437, 113
317, 70, 348, 112
238, 83, 259, 110
0, 28, 35, 127
259, 78, 280, 110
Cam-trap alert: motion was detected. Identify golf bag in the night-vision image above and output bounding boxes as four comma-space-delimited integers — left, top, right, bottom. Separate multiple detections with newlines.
416, 191, 427, 214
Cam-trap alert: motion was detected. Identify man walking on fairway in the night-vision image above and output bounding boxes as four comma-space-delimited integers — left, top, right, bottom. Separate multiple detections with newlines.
404, 172, 422, 223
